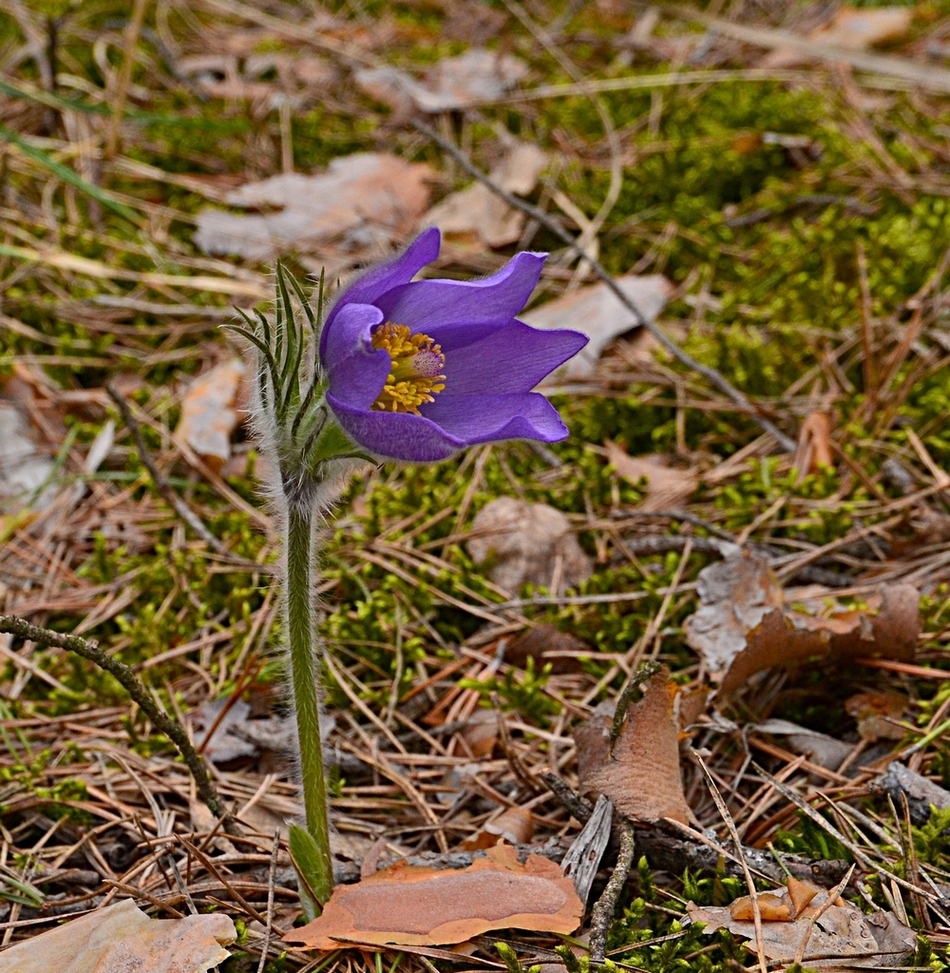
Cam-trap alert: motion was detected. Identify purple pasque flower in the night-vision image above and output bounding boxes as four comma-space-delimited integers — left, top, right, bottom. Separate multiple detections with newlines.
320, 228, 588, 462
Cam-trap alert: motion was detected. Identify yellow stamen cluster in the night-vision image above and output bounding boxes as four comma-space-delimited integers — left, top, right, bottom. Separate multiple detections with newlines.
371, 322, 447, 414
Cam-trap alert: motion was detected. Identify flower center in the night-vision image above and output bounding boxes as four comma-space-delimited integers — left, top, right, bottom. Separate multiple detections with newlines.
371, 322, 446, 414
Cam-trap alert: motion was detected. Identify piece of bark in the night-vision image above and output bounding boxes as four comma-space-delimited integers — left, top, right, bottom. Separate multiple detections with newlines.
560, 795, 613, 906
870, 762, 950, 825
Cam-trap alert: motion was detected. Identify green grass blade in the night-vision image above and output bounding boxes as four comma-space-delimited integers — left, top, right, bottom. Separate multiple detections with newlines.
0, 124, 139, 223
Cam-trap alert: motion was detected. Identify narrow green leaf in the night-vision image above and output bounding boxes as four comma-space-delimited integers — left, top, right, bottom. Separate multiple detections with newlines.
0, 124, 138, 223
275, 263, 304, 417
288, 821, 331, 922
224, 317, 280, 409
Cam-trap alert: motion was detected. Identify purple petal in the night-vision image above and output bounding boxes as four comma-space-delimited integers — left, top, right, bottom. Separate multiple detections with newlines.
435, 322, 588, 395
323, 303, 389, 408
327, 393, 466, 462
422, 392, 569, 445
321, 228, 441, 357
373, 252, 546, 341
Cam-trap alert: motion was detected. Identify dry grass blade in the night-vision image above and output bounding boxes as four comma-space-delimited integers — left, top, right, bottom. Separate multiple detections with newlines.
694, 752, 769, 973
663, 4, 950, 94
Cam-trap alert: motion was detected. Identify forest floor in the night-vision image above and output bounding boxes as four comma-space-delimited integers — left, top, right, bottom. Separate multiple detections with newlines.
2, 0, 950, 970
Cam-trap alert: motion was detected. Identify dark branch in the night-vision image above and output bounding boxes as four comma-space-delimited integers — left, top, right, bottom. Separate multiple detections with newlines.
0, 614, 239, 837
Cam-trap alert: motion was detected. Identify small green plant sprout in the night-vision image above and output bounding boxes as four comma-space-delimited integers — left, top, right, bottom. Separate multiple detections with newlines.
495, 941, 543, 973
229, 229, 587, 918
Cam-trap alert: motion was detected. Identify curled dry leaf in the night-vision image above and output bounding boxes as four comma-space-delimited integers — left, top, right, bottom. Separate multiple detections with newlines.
286, 842, 583, 950
459, 708, 498, 758
0, 898, 236, 973
688, 878, 916, 969
462, 806, 534, 851
605, 442, 697, 511
522, 274, 673, 381
683, 550, 920, 694
574, 669, 692, 825
793, 409, 834, 477
467, 497, 593, 595
194, 153, 432, 261
423, 142, 548, 248
753, 719, 852, 771
734, 875, 823, 920
176, 359, 247, 472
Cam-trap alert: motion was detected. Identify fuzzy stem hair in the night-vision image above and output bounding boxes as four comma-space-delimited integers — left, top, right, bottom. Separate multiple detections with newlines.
284, 500, 333, 906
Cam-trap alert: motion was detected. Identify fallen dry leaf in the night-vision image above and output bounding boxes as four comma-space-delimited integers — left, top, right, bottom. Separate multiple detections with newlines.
424, 142, 547, 248
194, 153, 433, 261
467, 497, 593, 595
605, 443, 697, 511
459, 709, 498, 758
0, 366, 67, 515
683, 550, 920, 694
0, 898, 236, 973
793, 409, 835, 477
575, 669, 692, 825
521, 275, 674, 380
730, 875, 822, 922
0, 400, 54, 515
810, 5, 913, 50
176, 359, 247, 472
764, 5, 913, 67
505, 624, 587, 674
178, 50, 336, 103
845, 691, 908, 742
688, 878, 916, 969
673, 685, 709, 735
286, 842, 583, 950
753, 719, 852, 771
189, 697, 294, 765
462, 806, 534, 851
355, 48, 527, 114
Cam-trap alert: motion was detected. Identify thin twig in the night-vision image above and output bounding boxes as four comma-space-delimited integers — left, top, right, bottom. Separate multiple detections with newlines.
588, 819, 636, 965
106, 384, 232, 557
541, 771, 595, 822
0, 614, 239, 837
257, 830, 281, 973
414, 121, 797, 452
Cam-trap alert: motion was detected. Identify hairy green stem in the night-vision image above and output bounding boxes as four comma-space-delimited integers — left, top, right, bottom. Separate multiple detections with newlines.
285, 502, 334, 905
